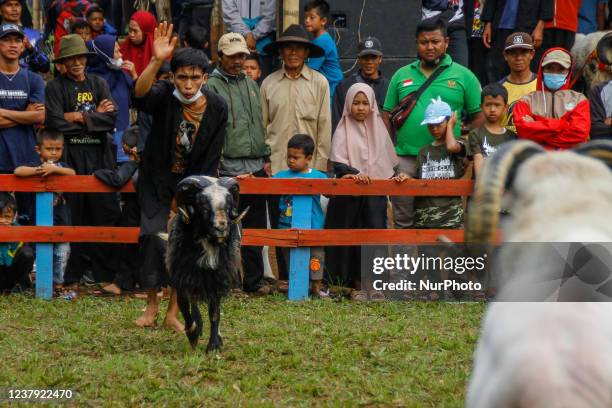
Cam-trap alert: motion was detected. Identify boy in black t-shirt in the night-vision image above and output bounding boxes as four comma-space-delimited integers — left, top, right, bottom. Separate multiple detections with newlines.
468, 83, 516, 177
414, 97, 466, 229
14, 129, 75, 290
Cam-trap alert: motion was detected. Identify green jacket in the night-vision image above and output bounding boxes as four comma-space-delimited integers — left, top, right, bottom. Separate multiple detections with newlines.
207, 68, 270, 159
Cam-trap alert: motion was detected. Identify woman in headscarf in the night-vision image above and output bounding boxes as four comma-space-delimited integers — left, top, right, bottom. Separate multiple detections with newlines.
119, 10, 156, 76
87, 34, 135, 163
325, 83, 407, 300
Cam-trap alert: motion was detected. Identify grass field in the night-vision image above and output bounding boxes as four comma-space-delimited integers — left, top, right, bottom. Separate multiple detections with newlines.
0, 294, 484, 407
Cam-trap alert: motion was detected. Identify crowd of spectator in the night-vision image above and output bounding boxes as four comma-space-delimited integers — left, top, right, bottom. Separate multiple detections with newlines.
0, 0, 609, 309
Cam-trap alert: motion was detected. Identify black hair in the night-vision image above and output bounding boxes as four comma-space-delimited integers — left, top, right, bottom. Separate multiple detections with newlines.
245, 52, 261, 67
304, 0, 330, 20
170, 47, 210, 74
415, 18, 447, 38
184, 25, 208, 51
85, 4, 104, 19
481, 82, 509, 104
0, 192, 17, 214
288, 134, 315, 156
70, 18, 91, 33
121, 126, 139, 148
36, 128, 64, 146
157, 61, 171, 78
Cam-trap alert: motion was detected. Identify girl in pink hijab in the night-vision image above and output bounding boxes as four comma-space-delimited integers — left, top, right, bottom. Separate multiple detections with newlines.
325, 83, 407, 301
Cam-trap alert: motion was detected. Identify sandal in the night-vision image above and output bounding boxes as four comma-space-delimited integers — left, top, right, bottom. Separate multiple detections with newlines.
351, 290, 368, 301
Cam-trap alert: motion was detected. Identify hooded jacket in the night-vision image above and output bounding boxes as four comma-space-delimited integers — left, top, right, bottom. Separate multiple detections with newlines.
513, 47, 590, 149
206, 67, 270, 159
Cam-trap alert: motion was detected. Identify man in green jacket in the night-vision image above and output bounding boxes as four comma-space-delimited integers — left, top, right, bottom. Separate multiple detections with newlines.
207, 32, 272, 295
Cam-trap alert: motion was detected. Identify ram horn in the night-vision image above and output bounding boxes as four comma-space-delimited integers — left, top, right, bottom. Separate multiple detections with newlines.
217, 177, 241, 218
572, 139, 612, 169
466, 140, 545, 244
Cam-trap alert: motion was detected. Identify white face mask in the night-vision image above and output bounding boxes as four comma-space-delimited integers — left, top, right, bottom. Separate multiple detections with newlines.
109, 57, 123, 69
172, 89, 203, 104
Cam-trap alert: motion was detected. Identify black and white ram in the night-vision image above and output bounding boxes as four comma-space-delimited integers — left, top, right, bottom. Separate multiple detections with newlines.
165, 176, 243, 352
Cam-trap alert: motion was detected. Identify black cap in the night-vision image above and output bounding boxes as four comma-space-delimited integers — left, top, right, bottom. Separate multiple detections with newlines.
358, 36, 383, 57
0, 23, 24, 40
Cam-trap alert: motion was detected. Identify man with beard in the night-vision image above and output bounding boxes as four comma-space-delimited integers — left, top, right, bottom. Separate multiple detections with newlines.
382, 18, 483, 229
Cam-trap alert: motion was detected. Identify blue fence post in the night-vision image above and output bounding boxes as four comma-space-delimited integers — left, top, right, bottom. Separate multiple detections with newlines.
288, 195, 312, 301
35, 192, 53, 299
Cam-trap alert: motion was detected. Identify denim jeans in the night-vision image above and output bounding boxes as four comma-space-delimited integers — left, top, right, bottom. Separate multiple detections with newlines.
53, 243, 70, 285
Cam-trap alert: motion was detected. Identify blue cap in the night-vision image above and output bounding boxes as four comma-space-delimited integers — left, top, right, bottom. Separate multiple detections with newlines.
421, 97, 452, 125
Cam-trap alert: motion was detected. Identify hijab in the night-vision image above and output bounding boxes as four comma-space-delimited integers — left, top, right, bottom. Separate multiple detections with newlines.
87, 34, 133, 132
331, 83, 398, 179
119, 11, 156, 76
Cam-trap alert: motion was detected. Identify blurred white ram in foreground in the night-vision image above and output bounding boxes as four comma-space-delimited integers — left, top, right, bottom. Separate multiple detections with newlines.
465, 140, 612, 408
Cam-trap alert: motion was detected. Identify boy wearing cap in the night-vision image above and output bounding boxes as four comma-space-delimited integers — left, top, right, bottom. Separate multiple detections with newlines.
207, 33, 273, 295
332, 36, 389, 131
0, 0, 49, 74
513, 48, 590, 149
44, 33, 121, 286
414, 97, 466, 229
0, 23, 45, 220
499, 32, 537, 132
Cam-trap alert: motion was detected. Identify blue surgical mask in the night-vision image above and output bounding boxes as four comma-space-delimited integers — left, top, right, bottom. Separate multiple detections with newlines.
543, 73, 567, 91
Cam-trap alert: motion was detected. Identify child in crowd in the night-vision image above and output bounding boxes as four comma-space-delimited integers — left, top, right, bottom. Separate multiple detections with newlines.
14, 129, 74, 292
414, 97, 466, 301
0, 192, 33, 293
468, 83, 516, 177
93, 126, 141, 295
273, 134, 328, 297
304, 0, 343, 98
182, 25, 209, 55
325, 83, 407, 301
86, 5, 117, 38
244, 53, 262, 83
414, 97, 466, 229
70, 18, 92, 42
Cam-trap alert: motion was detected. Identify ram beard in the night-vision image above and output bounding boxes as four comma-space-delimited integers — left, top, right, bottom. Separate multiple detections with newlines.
198, 238, 220, 270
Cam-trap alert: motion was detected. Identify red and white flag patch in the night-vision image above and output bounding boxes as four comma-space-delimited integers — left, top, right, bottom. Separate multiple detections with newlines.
403, 79, 414, 87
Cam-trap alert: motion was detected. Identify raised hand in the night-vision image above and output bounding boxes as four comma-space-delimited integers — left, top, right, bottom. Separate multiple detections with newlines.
152, 21, 177, 61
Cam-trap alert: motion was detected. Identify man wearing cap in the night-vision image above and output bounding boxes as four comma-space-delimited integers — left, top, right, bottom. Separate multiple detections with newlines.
260, 24, 331, 175
332, 36, 389, 131
207, 32, 272, 295
499, 32, 538, 132
45, 33, 120, 286
0, 0, 49, 74
0, 23, 45, 219
514, 48, 590, 149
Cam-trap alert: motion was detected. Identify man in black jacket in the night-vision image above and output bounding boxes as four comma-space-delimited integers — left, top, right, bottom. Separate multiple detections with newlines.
481, 0, 553, 82
45, 33, 120, 287
133, 22, 228, 331
332, 37, 389, 132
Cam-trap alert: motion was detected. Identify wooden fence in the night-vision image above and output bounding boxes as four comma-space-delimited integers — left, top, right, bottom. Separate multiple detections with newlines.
0, 175, 473, 300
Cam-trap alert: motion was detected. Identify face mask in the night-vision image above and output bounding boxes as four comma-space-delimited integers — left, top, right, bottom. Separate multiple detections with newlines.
543, 73, 567, 91
172, 89, 203, 105
108, 57, 123, 70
